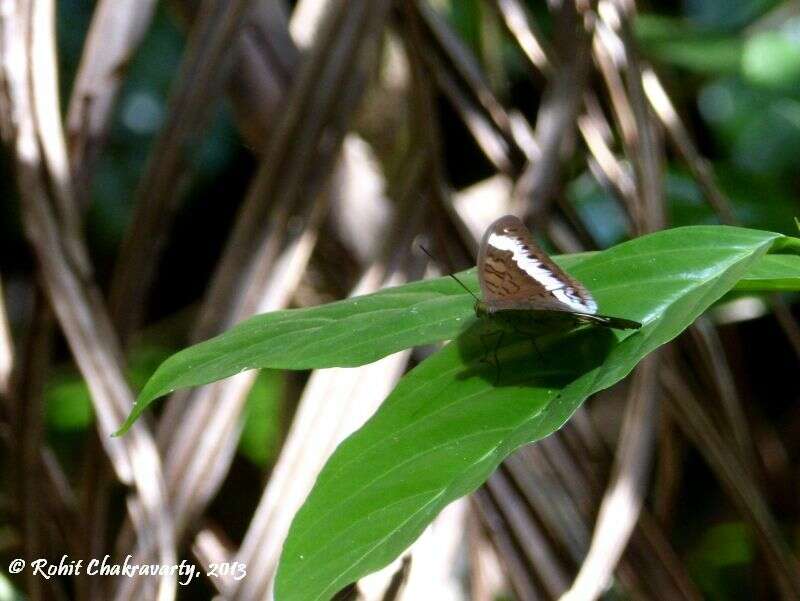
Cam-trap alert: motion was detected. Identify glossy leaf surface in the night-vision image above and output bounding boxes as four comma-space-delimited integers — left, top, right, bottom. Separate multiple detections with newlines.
117, 226, 796, 435
278, 227, 789, 601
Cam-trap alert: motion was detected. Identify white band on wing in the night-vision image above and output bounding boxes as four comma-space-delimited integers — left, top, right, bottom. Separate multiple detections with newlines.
487, 232, 598, 313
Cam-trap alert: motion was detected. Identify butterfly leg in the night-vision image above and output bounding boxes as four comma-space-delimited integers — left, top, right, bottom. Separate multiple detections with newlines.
519, 315, 544, 363
529, 336, 543, 361
490, 330, 504, 385
478, 330, 504, 385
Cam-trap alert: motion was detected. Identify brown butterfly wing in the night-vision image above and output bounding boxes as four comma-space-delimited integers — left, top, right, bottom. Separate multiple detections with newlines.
477, 215, 598, 314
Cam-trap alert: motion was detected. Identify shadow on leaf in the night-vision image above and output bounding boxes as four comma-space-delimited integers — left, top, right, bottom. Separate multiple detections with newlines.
454, 314, 618, 389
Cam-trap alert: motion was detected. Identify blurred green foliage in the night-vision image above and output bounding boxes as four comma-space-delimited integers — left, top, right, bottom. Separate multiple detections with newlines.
688, 522, 755, 600
44, 346, 170, 432
44, 344, 284, 466
239, 371, 285, 467
636, 15, 744, 74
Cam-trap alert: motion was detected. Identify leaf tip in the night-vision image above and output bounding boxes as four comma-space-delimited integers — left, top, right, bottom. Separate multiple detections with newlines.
113, 386, 162, 436
111, 421, 131, 437
112, 406, 140, 436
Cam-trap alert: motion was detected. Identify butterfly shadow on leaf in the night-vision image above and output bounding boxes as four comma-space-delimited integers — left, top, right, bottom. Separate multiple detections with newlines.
431, 214, 639, 388
453, 315, 619, 389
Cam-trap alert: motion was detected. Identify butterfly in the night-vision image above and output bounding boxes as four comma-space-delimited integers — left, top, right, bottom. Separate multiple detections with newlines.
474, 215, 641, 330
420, 215, 640, 379
449, 215, 641, 381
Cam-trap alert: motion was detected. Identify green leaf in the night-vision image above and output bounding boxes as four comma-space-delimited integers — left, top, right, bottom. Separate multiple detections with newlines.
117, 277, 477, 433
45, 377, 94, 432
742, 32, 800, 92
115, 226, 800, 436
45, 345, 170, 432
734, 254, 800, 291
239, 370, 285, 466
274, 226, 788, 601
635, 15, 743, 74
688, 523, 755, 599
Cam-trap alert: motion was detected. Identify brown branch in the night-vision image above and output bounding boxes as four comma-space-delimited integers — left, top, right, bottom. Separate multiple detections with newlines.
595, 1, 665, 233
487, 466, 572, 597
12, 292, 50, 601
112, 3, 395, 598
490, 0, 552, 74
561, 355, 659, 601
638, 62, 800, 360
0, 277, 12, 398
687, 318, 756, 468
66, 0, 158, 206
0, 3, 177, 598
641, 68, 736, 224
0, 292, 83, 596
472, 487, 543, 601
662, 363, 800, 599
514, 0, 593, 218
413, 0, 529, 173
488, 0, 638, 230
109, 0, 253, 344
193, 0, 384, 340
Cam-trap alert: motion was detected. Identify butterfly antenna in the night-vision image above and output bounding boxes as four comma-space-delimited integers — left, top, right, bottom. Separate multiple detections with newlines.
419, 244, 480, 303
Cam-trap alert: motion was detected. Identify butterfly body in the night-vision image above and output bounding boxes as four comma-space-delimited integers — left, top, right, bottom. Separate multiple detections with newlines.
475, 215, 641, 331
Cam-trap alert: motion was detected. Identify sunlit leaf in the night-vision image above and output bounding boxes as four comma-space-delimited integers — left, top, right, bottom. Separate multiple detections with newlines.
116, 226, 799, 435
274, 226, 788, 601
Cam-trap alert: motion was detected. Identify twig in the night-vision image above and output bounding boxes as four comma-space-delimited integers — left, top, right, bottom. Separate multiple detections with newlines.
490, 0, 552, 74
662, 364, 800, 599
0, 277, 12, 397
66, 0, 158, 205
488, 0, 638, 227
109, 0, 253, 343
638, 63, 800, 361
641, 68, 736, 224
472, 488, 541, 600
230, 110, 429, 601
13, 292, 50, 601
232, 303, 413, 600
596, 0, 665, 232
0, 3, 177, 599
193, 0, 383, 339
112, 3, 395, 598
559, 355, 659, 601
467, 506, 511, 601
514, 0, 593, 217
688, 318, 755, 468
225, 0, 298, 148
413, 0, 529, 173
487, 467, 572, 596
